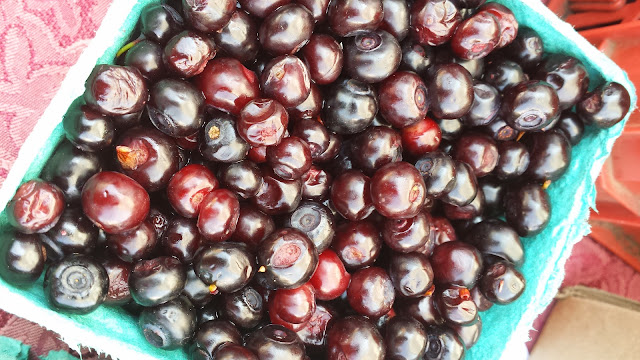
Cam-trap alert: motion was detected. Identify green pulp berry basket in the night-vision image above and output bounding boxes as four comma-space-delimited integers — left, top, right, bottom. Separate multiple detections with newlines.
0, 0, 635, 359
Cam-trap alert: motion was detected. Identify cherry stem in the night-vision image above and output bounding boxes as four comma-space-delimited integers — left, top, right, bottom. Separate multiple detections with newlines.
258, 266, 266, 273
542, 180, 551, 190
116, 38, 143, 58
516, 132, 525, 142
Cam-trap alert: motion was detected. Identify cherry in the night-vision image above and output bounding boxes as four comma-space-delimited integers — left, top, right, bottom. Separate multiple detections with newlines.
291, 118, 330, 160
351, 126, 403, 175
140, 4, 184, 45
289, 84, 324, 122
269, 283, 316, 327
245, 324, 306, 359
328, 0, 384, 37
267, 136, 313, 180
63, 104, 114, 152
83, 65, 147, 116
223, 286, 265, 329
197, 189, 240, 242
414, 151, 457, 198
7, 180, 65, 234
0, 232, 46, 286
478, 2, 518, 48
381, 0, 410, 40
401, 117, 442, 156
239, 0, 292, 18
182, 0, 235, 32
370, 162, 427, 219
411, 0, 461, 46
284, 201, 335, 253
501, 80, 560, 132
261, 56, 312, 108
147, 79, 205, 138
430, 241, 483, 288
323, 78, 378, 134
389, 252, 434, 298
129, 256, 186, 306
379, 71, 429, 128
301, 166, 332, 202
252, 166, 302, 215
504, 27, 544, 71
577, 81, 631, 128
196, 58, 260, 116
524, 131, 571, 182
326, 316, 385, 360
450, 11, 499, 60
503, 183, 551, 237
237, 99, 289, 147
330, 170, 375, 221
233, 204, 275, 251
163, 30, 216, 78
429, 63, 474, 120
309, 249, 350, 301
441, 161, 478, 207
301, 34, 344, 85
382, 212, 431, 253
257, 228, 319, 289
167, 164, 218, 218
478, 261, 526, 304
295, 303, 337, 353
259, 4, 315, 55
194, 242, 255, 293
453, 132, 499, 178
344, 30, 402, 84
213, 10, 259, 64
332, 220, 381, 270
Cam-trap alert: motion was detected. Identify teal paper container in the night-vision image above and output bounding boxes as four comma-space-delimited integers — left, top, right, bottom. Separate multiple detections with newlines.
0, 0, 635, 359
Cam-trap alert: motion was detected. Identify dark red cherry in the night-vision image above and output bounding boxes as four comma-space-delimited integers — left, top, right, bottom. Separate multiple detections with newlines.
213, 342, 258, 360
315, 132, 342, 163
323, 78, 378, 134
344, 30, 402, 84
194, 242, 255, 293
252, 166, 302, 215
330, 170, 375, 221
441, 161, 478, 207
462, 82, 500, 127
0, 232, 46, 286
380, 0, 410, 40
351, 126, 403, 175
233, 204, 275, 251
45, 207, 98, 255
332, 220, 381, 270
450, 315, 482, 348
200, 113, 250, 163
430, 241, 482, 288
483, 58, 525, 92
261, 56, 312, 108
400, 41, 435, 77
295, 303, 337, 354
189, 319, 242, 358
267, 136, 312, 180
182, 0, 235, 32
535, 55, 589, 110
297, 0, 330, 22
246, 324, 306, 359
147, 79, 205, 138
450, 11, 499, 60
397, 289, 444, 326
289, 84, 324, 122
239, 0, 292, 18
481, 117, 519, 142
428, 64, 474, 119
163, 30, 216, 78
219, 160, 262, 199
501, 80, 560, 132
197, 189, 240, 242
260, 4, 315, 56
309, 249, 350, 301
577, 81, 631, 129
167, 164, 218, 218
115, 127, 180, 192
453, 132, 498, 178
7, 180, 65, 234
83, 65, 147, 117
382, 212, 431, 253
237, 99, 289, 147
478, 2, 518, 48
442, 188, 484, 221
429, 216, 457, 248
160, 217, 201, 264
478, 260, 525, 304
284, 201, 335, 253
222, 286, 264, 329
495, 141, 529, 180
389, 252, 434, 298
424, 325, 465, 360
555, 111, 584, 146
504, 27, 543, 71
326, 316, 385, 360
371, 162, 426, 219
248, 145, 268, 164
471, 286, 493, 312
525, 131, 571, 182
129, 256, 186, 306
435, 286, 478, 326
402, 117, 442, 156
82, 172, 149, 234
213, 10, 259, 64
465, 219, 524, 266
107, 220, 157, 262
63, 103, 114, 152
124, 39, 165, 81
101, 256, 132, 305
291, 118, 330, 159
301, 166, 332, 202
140, 4, 184, 45
348, 266, 394, 318
410, 0, 461, 47
503, 183, 551, 237
414, 152, 456, 198
196, 58, 260, 116
257, 228, 319, 289
328, 0, 384, 37
379, 71, 429, 128
269, 283, 316, 327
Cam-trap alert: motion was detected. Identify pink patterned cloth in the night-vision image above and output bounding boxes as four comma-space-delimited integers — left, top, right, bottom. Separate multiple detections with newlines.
0, 0, 638, 359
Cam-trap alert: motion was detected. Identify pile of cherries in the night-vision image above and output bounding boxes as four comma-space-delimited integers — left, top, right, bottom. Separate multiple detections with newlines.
0, 0, 631, 359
